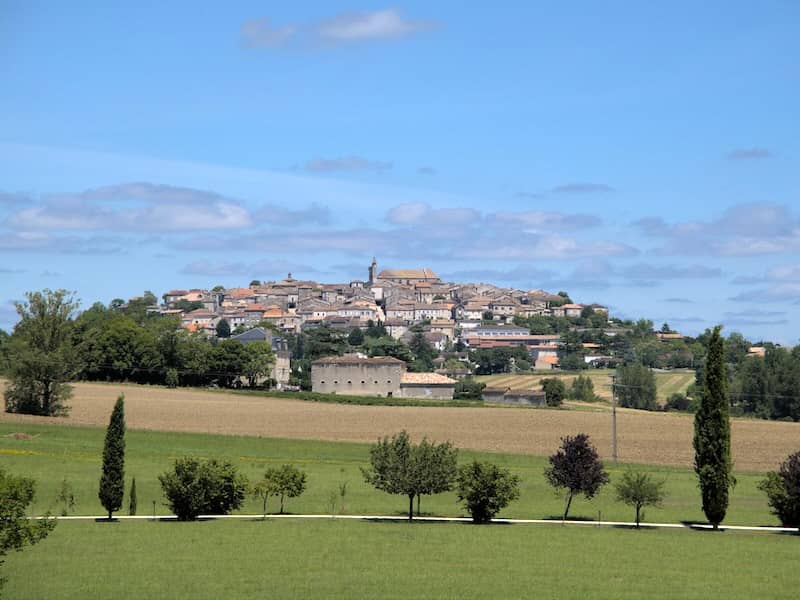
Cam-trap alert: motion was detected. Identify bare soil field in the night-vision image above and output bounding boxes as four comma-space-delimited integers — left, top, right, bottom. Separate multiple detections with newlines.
1, 380, 798, 471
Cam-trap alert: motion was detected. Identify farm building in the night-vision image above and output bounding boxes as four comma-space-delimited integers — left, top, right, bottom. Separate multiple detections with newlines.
482, 386, 547, 406
311, 355, 456, 399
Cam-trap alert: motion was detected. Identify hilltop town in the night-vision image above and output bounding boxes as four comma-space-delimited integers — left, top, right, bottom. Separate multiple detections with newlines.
156, 258, 611, 382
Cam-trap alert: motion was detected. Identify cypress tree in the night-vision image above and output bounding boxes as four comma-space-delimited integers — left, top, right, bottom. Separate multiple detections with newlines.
99, 394, 126, 520
693, 326, 733, 529
128, 477, 137, 516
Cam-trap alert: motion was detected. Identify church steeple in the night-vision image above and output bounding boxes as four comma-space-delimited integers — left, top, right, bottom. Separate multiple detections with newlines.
369, 257, 377, 285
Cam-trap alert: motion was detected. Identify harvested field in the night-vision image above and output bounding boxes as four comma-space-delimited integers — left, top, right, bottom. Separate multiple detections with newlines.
1, 380, 798, 471
476, 369, 695, 403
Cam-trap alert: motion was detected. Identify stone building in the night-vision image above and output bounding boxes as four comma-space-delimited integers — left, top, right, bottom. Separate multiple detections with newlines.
311, 356, 406, 397
398, 372, 457, 399
230, 327, 291, 388
311, 355, 456, 399
482, 386, 547, 406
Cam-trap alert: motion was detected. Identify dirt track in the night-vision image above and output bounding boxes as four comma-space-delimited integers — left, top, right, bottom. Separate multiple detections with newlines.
1, 381, 798, 471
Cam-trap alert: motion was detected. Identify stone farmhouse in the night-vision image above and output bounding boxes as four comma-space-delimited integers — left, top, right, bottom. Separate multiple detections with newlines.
311, 355, 457, 399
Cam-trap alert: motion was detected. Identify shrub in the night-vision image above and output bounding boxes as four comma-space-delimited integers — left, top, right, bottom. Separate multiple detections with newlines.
456, 460, 520, 524
541, 378, 566, 407
454, 378, 485, 400
758, 450, 800, 531
663, 393, 695, 412
159, 457, 248, 521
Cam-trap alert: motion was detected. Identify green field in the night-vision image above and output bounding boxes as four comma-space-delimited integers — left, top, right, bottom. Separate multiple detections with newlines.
476, 369, 695, 404
5, 519, 798, 599
0, 422, 776, 525
3, 421, 794, 599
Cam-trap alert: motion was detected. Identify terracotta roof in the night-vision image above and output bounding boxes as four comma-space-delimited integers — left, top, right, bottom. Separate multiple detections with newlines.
378, 268, 439, 280
400, 372, 457, 385
166, 289, 189, 296
185, 309, 215, 317
562, 303, 584, 309
245, 304, 269, 312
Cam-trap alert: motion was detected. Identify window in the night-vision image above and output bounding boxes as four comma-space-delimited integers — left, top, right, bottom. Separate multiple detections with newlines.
321, 381, 325, 384
361, 380, 365, 384
347, 380, 352, 384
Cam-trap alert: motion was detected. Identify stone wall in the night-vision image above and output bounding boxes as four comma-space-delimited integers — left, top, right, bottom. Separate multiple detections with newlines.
311, 362, 404, 397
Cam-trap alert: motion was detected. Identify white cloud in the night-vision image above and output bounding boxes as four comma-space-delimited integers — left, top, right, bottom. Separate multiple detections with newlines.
241, 9, 435, 50
727, 148, 772, 160
551, 183, 614, 194
4, 182, 328, 232
635, 203, 800, 257
317, 9, 435, 42
300, 156, 392, 173
181, 259, 318, 277
386, 202, 479, 227
0, 231, 123, 254
241, 18, 296, 48
489, 210, 601, 232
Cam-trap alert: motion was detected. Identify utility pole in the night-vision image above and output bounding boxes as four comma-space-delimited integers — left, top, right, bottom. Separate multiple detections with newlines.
611, 374, 618, 466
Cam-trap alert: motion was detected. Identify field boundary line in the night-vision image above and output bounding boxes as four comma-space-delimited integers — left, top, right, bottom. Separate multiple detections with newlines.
32, 513, 797, 533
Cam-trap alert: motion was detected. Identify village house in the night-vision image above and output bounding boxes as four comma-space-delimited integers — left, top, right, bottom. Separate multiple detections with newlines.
562, 303, 585, 318
429, 319, 456, 340
181, 308, 218, 328
488, 296, 519, 318
230, 327, 291, 388
414, 303, 453, 321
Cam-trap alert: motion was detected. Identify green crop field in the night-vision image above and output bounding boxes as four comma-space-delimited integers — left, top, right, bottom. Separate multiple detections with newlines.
0, 422, 777, 525
4, 519, 798, 599
476, 369, 695, 404
2, 421, 795, 599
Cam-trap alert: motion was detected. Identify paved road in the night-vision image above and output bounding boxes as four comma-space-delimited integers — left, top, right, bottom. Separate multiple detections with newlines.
40, 513, 797, 533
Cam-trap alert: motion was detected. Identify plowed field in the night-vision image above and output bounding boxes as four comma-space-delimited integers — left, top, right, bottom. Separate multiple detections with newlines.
2, 380, 798, 471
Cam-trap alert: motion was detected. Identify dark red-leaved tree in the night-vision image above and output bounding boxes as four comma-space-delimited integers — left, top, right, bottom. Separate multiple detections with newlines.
545, 433, 609, 520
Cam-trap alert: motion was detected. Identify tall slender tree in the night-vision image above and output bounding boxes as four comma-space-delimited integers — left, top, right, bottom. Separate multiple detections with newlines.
99, 394, 126, 520
693, 326, 733, 529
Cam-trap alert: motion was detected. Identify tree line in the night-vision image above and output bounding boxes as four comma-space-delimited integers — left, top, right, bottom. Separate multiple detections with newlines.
1, 290, 279, 416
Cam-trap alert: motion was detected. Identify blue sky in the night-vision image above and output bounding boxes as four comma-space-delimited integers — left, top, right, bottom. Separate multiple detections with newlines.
1, 1, 799, 343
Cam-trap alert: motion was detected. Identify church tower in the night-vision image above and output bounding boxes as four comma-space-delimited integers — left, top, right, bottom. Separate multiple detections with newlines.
369, 257, 377, 285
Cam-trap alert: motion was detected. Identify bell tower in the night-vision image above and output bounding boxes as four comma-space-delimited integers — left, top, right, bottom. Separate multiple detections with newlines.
369, 257, 377, 285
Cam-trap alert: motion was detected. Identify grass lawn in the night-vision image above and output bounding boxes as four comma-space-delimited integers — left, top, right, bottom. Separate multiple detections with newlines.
0, 422, 777, 526
4, 519, 798, 599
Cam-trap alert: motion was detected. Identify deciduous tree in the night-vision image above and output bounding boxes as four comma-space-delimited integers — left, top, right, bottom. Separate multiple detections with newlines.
616, 363, 657, 410
456, 460, 520, 524
545, 433, 609, 520
0, 467, 55, 589
614, 470, 666, 528
362, 431, 456, 521
4, 289, 79, 416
